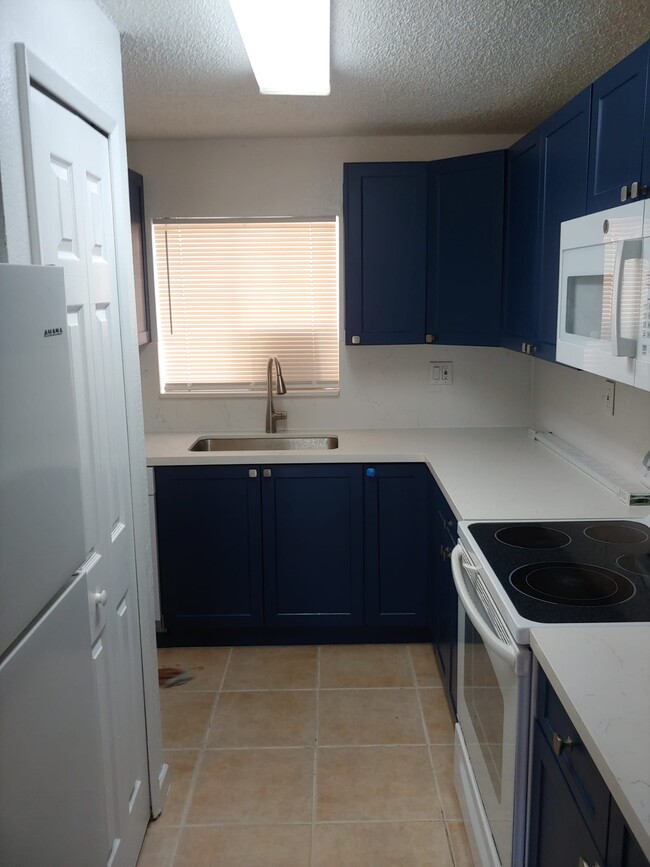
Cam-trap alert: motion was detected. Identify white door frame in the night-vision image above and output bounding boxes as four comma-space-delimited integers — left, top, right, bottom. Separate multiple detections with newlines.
14, 43, 167, 819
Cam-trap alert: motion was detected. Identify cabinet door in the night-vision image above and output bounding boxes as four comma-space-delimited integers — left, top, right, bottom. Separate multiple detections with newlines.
364, 463, 431, 626
502, 129, 542, 353
344, 162, 428, 345
432, 492, 457, 714
262, 464, 363, 626
527, 722, 605, 867
536, 89, 591, 361
128, 169, 151, 346
427, 150, 505, 346
608, 801, 650, 867
587, 42, 650, 212
155, 466, 264, 629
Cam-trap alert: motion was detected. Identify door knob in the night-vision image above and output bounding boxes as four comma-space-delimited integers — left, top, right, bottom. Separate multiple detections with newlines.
94, 589, 108, 607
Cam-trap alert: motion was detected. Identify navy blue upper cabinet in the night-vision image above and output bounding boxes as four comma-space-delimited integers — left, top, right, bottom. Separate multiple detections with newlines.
535, 89, 591, 360
502, 130, 542, 353
364, 463, 432, 626
344, 163, 428, 344
261, 464, 364, 626
587, 41, 650, 212
502, 89, 591, 360
427, 151, 505, 346
155, 466, 264, 629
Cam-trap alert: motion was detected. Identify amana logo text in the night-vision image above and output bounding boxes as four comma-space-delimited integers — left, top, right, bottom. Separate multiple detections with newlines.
44, 327, 64, 338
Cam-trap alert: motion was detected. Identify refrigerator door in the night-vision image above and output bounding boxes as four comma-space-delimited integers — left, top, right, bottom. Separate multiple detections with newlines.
0, 571, 108, 866
0, 264, 85, 654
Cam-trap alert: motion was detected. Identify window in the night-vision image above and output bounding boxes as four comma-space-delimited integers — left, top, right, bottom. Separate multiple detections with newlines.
152, 218, 339, 395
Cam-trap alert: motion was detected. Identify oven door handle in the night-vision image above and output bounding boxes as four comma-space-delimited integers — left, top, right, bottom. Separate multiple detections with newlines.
451, 545, 519, 671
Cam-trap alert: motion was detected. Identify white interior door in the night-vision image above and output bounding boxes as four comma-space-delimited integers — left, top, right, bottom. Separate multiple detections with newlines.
28, 86, 150, 867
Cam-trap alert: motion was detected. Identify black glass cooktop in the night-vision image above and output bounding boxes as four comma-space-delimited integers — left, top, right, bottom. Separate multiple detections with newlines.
466, 520, 650, 624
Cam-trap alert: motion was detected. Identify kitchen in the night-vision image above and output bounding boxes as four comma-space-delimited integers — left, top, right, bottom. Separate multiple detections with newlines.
1, 1, 650, 866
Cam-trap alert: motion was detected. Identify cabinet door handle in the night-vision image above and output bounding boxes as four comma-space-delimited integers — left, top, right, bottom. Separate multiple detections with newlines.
620, 184, 629, 202
94, 589, 108, 607
351, 335, 361, 344
552, 731, 574, 756
425, 334, 434, 344
630, 181, 639, 199
248, 469, 258, 478
578, 857, 601, 867
263, 468, 272, 478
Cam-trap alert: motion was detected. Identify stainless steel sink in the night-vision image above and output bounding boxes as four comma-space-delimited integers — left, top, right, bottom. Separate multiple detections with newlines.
189, 435, 339, 452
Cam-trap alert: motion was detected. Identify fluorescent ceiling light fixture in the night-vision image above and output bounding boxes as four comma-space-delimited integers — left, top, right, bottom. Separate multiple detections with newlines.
229, 0, 330, 95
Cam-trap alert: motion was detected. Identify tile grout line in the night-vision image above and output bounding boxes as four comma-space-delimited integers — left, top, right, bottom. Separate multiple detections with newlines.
310, 645, 321, 867
169, 646, 234, 867
409, 645, 458, 867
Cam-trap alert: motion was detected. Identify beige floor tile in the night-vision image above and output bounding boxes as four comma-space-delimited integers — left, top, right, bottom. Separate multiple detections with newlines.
207, 690, 317, 748
223, 646, 317, 690
187, 748, 314, 824
409, 643, 443, 687
157, 646, 230, 691
430, 745, 463, 820
136, 822, 179, 867
447, 821, 476, 867
157, 750, 199, 826
174, 824, 312, 867
419, 688, 455, 744
316, 746, 441, 821
318, 689, 425, 745
312, 821, 454, 867
320, 644, 414, 688
160, 691, 215, 749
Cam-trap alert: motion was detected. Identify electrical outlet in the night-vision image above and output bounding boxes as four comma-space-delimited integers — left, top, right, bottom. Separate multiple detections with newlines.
429, 361, 453, 385
602, 379, 615, 415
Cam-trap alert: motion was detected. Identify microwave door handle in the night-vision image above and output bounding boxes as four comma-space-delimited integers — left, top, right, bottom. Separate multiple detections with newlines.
611, 238, 641, 357
450, 545, 519, 671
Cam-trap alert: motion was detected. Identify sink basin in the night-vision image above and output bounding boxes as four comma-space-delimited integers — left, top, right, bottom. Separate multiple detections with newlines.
189, 435, 339, 452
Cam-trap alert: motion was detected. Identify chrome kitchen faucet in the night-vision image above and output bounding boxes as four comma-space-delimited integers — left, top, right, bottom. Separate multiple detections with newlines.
265, 356, 287, 433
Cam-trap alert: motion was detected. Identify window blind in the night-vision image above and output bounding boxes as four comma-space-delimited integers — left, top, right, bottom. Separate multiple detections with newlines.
152, 219, 339, 394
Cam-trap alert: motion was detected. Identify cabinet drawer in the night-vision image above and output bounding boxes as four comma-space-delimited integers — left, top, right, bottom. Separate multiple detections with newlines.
536, 669, 610, 854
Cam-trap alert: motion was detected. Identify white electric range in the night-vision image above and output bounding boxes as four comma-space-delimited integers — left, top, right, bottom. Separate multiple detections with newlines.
451, 515, 650, 867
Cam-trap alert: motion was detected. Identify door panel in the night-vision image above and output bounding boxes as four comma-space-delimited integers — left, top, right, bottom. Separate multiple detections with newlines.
28, 86, 149, 867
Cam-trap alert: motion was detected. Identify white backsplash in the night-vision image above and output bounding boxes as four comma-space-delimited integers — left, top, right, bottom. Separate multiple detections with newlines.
532, 358, 650, 484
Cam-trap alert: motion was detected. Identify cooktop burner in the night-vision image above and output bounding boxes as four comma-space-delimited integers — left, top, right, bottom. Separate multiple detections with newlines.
465, 520, 650, 624
510, 562, 636, 606
584, 524, 649, 544
495, 525, 570, 549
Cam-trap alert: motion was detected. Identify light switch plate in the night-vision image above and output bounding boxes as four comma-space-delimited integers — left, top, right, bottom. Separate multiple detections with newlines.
429, 361, 453, 385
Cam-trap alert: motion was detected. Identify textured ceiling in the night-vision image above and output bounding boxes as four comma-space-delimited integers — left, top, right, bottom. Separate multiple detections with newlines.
97, 0, 650, 140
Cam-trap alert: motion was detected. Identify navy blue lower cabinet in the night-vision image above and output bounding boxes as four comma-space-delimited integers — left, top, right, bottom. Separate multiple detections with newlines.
432, 489, 458, 715
155, 466, 264, 630
608, 801, 650, 867
363, 463, 432, 627
527, 722, 605, 867
426, 150, 505, 346
261, 464, 364, 626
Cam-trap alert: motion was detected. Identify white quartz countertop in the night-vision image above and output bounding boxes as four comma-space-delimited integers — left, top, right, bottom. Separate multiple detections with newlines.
146, 427, 647, 521
530, 625, 650, 860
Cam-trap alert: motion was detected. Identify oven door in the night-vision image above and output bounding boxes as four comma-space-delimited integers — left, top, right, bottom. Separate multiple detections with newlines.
451, 545, 531, 867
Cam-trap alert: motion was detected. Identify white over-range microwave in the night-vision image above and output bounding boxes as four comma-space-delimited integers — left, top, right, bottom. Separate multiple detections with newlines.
557, 200, 650, 391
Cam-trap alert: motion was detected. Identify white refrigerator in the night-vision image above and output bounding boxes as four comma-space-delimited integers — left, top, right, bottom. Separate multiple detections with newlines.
0, 264, 107, 865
